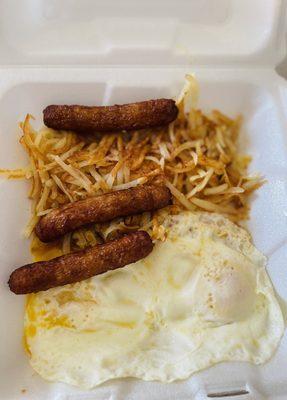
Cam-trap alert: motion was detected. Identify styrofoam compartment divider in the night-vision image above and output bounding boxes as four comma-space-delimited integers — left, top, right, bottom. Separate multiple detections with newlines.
0, 1, 287, 399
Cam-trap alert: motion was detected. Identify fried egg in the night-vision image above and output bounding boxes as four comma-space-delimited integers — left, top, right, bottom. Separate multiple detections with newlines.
24, 212, 284, 388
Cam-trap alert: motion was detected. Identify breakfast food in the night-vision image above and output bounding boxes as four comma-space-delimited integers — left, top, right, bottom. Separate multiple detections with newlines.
9, 231, 153, 294
2, 75, 283, 389
43, 99, 178, 133
24, 212, 284, 388
35, 185, 171, 242
6, 76, 263, 249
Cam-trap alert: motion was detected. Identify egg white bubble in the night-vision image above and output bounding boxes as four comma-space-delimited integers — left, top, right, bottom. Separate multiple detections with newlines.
25, 212, 284, 388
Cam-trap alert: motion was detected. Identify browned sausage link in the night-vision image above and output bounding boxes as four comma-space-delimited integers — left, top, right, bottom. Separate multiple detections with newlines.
43, 99, 178, 133
35, 184, 171, 243
8, 231, 153, 294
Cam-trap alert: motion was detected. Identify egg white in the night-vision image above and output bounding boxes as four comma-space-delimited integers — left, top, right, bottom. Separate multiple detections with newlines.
25, 212, 284, 388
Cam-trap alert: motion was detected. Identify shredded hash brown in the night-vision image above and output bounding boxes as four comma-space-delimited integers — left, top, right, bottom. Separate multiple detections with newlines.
0, 75, 263, 254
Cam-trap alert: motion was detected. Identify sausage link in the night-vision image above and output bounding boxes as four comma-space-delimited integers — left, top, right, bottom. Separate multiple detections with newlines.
43, 99, 178, 133
35, 185, 171, 243
8, 231, 153, 294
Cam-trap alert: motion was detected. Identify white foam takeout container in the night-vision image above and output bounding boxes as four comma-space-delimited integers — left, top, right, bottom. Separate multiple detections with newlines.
0, 0, 287, 399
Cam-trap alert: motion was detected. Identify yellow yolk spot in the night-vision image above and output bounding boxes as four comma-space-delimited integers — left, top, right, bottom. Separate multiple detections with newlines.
30, 235, 63, 262
40, 314, 72, 330
26, 325, 37, 337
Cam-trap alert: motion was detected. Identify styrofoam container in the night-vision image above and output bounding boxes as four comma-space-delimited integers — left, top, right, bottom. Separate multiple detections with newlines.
0, 1, 287, 399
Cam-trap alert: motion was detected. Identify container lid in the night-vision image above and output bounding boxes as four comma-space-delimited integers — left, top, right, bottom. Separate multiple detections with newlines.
0, 0, 286, 67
